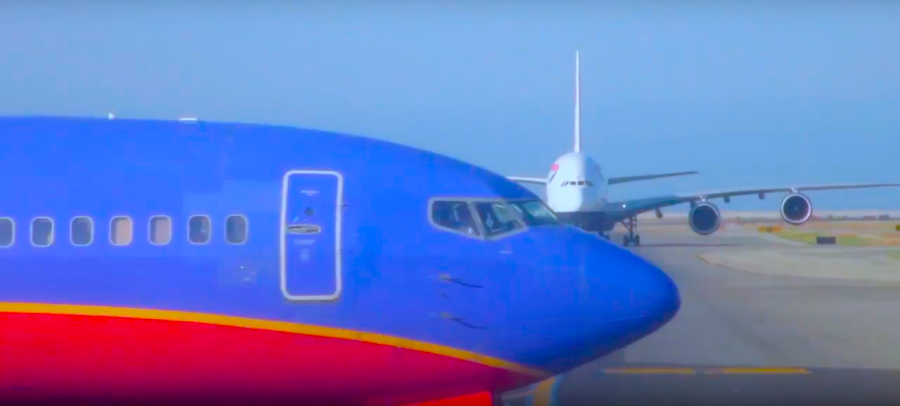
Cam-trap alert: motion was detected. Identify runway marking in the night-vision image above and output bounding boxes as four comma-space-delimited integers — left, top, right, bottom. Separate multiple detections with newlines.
532, 376, 560, 406
696, 253, 759, 274
502, 375, 561, 406
600, 367, 811, 375
707, 367, 812, 375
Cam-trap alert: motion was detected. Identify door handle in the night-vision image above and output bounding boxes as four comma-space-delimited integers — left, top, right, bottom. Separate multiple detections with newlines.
286, 224, 321, 234
439, 274, 483, 288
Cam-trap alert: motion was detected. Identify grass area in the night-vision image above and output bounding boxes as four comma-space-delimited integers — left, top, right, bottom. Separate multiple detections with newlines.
774, 230, 878, 246
741, 221, 899, 233
889, 251, 900, 261
833, 235, 871, 247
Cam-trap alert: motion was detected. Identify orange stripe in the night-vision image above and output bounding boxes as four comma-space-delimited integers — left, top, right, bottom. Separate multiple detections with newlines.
0, 302, 548, 378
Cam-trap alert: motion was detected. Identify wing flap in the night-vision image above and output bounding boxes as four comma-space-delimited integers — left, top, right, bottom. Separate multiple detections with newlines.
507, 176, 547, 185
677, 183, 900, 201
604, 182, 900, 223
607, 171, 699, 185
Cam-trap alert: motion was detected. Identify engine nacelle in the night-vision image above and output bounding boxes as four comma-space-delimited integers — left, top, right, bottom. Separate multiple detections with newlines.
780, 193, 812, 225
689, 202, 721, 236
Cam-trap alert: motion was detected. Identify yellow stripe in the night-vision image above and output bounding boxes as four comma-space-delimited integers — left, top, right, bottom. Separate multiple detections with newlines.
600, 367, 812, 375
711, 367, 811, 374
532, 376, 558, 406
602, 368, 697, 375
0, 302, 548, 378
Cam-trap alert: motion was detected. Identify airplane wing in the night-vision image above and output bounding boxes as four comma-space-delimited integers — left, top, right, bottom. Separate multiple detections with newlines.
604, 183, 900, 222
509, 171, 698, 186
507, 176, 547, 185
607, 171, 699, 185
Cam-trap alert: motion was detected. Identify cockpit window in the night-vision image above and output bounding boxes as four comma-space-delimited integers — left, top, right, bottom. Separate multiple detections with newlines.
431, 198, 556, 238
509, 200, 559, 226
585, 180, 594, 186
473, 202, 522, 237
431, 201, 480, 237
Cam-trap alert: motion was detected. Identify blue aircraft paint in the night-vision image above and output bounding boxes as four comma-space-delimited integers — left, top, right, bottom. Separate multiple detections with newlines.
0, 116, 680, 377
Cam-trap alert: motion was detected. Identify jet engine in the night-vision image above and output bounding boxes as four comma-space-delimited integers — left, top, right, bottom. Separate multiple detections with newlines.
689, 202, 721, 236
780, 193, 812, 225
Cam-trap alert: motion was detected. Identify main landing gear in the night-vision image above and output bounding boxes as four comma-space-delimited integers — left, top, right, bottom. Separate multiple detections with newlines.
622, 216, 641, 247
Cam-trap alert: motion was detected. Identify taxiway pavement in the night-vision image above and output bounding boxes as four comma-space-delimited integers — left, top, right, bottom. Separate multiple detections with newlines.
504, 228, 900, 406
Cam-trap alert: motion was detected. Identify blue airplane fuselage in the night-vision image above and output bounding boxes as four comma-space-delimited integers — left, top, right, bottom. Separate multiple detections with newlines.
0, 116, 680, 405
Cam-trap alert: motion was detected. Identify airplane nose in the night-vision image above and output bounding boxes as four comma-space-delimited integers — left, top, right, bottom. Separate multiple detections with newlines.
536, 235, 681, 373
583, 239, 680, 324
500, 229, 681, 375
551, 192, 584, 212
616, 250, 680, 321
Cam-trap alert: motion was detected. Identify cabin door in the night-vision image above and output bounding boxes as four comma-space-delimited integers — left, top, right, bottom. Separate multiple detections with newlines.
280, 170, 344, 301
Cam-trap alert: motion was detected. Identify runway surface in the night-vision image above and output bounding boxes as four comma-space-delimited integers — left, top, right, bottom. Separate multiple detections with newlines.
503, 229, 900, 406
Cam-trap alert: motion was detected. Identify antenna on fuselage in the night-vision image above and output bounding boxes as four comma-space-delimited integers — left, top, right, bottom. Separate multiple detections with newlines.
574, 51, 582, 153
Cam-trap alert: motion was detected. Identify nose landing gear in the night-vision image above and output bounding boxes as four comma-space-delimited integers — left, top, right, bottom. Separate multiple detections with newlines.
622, 216, 641, 247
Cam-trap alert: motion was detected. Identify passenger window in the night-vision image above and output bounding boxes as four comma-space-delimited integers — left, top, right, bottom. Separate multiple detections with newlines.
577, 181, 585, 186
71, 216, 94, 246
149, 216, 172, 245
0, 218, 14, 247
473, 202, 522, 237
431, 201, 480, 237
225, 215, 248, 244
31, 217, 54, 247
110, 216, 133, 246
189, 215, 211, 244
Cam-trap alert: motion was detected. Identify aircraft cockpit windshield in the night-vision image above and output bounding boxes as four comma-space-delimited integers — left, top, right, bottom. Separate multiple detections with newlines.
472, 201, 522, 237
431, 201, 481, 237
430, 198, 559, 239
507, 199, 559, 226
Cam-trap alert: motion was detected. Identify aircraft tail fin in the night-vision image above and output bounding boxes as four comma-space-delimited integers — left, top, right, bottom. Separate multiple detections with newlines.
574, 51, 582, 153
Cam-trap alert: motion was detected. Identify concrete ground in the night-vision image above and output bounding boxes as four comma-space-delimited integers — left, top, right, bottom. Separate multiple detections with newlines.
502, 226, 900, 406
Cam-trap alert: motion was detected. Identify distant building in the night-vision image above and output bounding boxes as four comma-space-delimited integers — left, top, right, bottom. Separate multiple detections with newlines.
879, 214, 891, 220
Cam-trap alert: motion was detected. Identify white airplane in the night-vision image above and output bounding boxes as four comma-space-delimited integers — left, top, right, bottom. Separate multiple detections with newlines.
507, 51, 900, 247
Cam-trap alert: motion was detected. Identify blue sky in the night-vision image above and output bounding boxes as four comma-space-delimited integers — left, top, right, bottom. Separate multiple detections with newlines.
2, 2, 898, 210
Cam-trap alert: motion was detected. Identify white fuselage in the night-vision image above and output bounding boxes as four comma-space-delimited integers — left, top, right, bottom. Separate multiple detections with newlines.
545, 152, 609, 213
